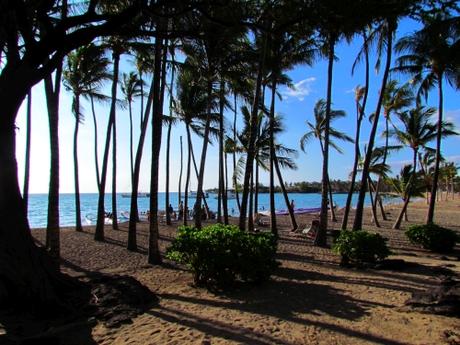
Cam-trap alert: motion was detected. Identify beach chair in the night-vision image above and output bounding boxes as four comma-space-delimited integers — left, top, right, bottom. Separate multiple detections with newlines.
301, 220, 319, 239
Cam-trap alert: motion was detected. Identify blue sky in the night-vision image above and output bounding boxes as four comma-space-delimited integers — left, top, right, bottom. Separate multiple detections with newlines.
15, 18, 460, 193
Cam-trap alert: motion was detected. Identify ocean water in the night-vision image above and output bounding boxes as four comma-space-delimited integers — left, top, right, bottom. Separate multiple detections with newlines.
26, 192, 389, 229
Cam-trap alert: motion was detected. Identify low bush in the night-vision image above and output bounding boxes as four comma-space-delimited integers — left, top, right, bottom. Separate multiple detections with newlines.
405, 224, 459, 252
166, 224, 278, 287
332, 230, 391, 264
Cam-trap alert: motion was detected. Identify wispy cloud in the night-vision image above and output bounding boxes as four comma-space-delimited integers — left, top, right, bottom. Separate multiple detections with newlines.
445, 109, 460, 126
280, 77, 316, 101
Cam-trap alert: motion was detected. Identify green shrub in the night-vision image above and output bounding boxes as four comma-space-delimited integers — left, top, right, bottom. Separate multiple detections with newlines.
405, 224, 459, 252
166, 224, 278, 287
332, 230, 391, 264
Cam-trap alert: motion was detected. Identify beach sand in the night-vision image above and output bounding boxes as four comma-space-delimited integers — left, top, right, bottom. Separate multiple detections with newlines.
10, 199, 460, 344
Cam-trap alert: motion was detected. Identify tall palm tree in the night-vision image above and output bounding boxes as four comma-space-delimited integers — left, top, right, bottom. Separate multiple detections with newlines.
63, 43, 109, 233
121, 71, 143, 183
390, 106, 457, 228
371, 80, 414, 220
300, 99, 353, 224
342, 29, 370, 230
353, 17, 398, 231
393, 15, 460, 224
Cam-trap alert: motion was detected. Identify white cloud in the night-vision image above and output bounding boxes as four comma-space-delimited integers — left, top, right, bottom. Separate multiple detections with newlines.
280, 77, 316, 101
445, 109, 460, 126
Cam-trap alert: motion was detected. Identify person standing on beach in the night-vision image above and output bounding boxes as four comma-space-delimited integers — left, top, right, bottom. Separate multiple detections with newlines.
290, 199, 295, 210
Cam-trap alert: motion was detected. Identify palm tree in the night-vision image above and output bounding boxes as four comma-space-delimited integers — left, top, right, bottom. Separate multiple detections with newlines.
385, 165, 425, 228
390, 106, 457, 227
63, 43, 108, 233
121, 72, 143, 183
342, 29, 370, 230
235, 108, 298, 233
300, 99, 353, 225
353, 17, 398, 231
394, 15, 460, 224
372, 80, 414, 219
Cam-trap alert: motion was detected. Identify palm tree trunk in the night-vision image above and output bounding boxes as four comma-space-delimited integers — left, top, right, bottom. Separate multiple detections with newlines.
427, 73, 444, 224
127, 74, 156, 251
129, 99, 134, 184
393, 149, 417, 229
317, 36, 335, 247
219, 79, 229, 224
165, 54, 175, 226
23, 90, 32, 214
90, 94, 101, 189
341, 33, 369, 230
269, 78, 277, 232
233, 93, 241, 211
217, 79, 224, 223
112, 99, 118, 230
139, 70, 144, 131
148, 35, 165, 265
248, 167, 254, 231
327, 175, 337, 222
373, 117, 390, 221
44, 66, 62, 261
111, 51, 121, 231
224, 150, 229, 224
353, 23, 394, 231
184, 124, 192, 226
190, 138, 210, 212
95, 51, 120, 241
239, 36, 266, 231
194, 78, 214, 229
274, 155, 298, 232
73, 94, 83, 232
178, 136, 183, 210
368, 176, 380, 227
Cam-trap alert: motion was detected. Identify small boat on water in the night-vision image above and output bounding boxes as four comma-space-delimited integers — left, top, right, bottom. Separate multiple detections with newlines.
84, 213, 114, 225
121, 192, 150, 198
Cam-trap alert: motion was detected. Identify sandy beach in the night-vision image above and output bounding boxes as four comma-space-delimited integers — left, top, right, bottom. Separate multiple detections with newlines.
8, 199, 460, 344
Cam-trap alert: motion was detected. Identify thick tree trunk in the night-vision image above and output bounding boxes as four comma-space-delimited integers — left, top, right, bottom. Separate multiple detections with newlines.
239, 37, 266, 231
0, 73, 63, 306
316, 37, 335, 247
127, 75, 155, 251
23, 91, 32, 214
426, 74, 443, 224
95, 51, 120, 241
73, 95, 83, 232
353, 24, 394, 231
148, 35, 165, 265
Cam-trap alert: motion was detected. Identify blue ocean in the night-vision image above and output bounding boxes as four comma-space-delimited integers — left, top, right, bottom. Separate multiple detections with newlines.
27, 192, 388, 229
